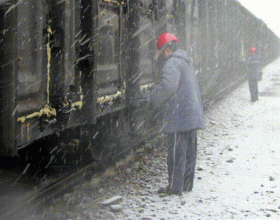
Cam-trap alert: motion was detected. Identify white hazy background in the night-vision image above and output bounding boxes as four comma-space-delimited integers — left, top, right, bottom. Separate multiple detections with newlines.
238, 0, 280, 38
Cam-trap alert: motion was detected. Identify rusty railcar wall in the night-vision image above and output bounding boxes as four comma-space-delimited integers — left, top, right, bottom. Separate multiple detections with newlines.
191, 0, 280, 106
0, 4, 17, 156
0, 0, 280, 157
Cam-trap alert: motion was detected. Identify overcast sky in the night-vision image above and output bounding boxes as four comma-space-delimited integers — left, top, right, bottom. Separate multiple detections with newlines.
238, 0, 280, 38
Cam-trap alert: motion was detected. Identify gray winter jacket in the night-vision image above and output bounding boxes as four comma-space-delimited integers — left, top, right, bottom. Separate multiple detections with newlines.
247, 54, 261, 81
150, 49, 205, 133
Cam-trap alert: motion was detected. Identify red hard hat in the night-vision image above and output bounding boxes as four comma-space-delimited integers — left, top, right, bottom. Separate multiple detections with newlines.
250, 47, 257, 53
157, 32, 179, 50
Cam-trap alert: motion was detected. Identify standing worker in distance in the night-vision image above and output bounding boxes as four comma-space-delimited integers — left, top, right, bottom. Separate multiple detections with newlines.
149, 33, 205, 195
247, 47, 262, 102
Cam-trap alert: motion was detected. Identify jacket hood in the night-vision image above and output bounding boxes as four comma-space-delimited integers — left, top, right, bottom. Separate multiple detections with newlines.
170, 49, 192, 64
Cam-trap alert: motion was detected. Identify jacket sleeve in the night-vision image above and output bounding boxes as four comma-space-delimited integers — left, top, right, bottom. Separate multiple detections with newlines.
247, 55, 261, 73
150, 59, 181, 108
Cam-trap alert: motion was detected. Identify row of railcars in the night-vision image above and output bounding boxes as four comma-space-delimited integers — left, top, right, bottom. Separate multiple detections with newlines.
187, 0, 280, 105
0, 0, 279, 158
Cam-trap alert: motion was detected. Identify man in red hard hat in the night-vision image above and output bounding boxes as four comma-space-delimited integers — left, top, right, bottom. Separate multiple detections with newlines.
250, 47, 257, 53
247, 47, 262, 102
156, 32, 179, 55
149, 32, 205, 195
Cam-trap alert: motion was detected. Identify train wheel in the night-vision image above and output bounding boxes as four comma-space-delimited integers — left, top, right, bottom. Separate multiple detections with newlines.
88, 109, 130, 170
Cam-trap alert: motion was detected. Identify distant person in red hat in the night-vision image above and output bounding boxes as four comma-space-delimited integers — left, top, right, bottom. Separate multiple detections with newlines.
149, 33, 205, 195
247, 47, 262, 102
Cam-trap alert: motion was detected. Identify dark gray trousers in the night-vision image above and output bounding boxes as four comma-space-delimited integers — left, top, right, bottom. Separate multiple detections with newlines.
248, 78, 258, 101
166, 130, 197, 193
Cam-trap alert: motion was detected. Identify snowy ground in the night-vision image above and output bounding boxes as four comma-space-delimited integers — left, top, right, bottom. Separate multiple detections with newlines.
41, 57, 280, 220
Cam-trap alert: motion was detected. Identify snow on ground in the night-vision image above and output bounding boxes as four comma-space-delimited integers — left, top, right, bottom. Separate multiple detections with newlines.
110, 57, 280, 220
45, 57, 280, 220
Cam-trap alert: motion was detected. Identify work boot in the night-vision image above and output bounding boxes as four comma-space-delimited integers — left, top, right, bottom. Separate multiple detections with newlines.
168, 189, 182, 196
183, 185, 193, 192
157, 186, 170, 194
158, 186, 182, 196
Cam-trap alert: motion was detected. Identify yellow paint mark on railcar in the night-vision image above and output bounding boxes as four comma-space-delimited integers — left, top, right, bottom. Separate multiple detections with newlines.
47, 26, 52, 104
140, 83, 153, 92
79, 85, 84, 102
103, 0, 120, 5
97, 90, 123, 103
71, 101, 83, 109
27, 122, 31, 140
21, 124, 24, 139
17, 105, 57, 123
241, 38, 246, 62
77, 72, 84, 106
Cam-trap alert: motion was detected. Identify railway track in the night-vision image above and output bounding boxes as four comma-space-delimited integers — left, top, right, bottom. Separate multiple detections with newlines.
0, 162, 96, 220
0, 124, 158, 220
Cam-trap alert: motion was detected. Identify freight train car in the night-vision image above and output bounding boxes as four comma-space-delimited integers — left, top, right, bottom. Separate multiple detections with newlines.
172, 0, 280, 106
0, 0, 279, 162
